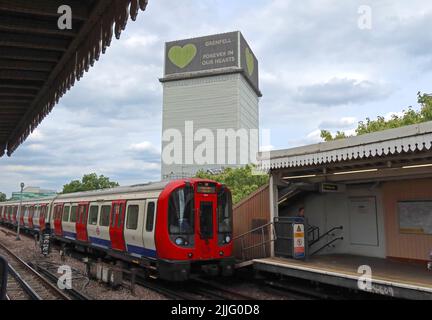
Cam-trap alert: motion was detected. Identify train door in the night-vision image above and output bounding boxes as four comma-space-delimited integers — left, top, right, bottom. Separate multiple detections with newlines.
28, 206, 34, 229
124, 200, 145, 256
39, 204, 47, 232
143, 200, 157, 253
19, 206, 25, 227
195, 190, 218, 260
12, 206, 17, 225
53, 204, 64, 236
76, 203, 89, 242
109, 200, 126, 251
23, 206, 29, 228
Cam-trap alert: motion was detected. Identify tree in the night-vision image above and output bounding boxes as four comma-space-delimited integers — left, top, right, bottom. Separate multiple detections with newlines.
195, 165, 269, 204
62, 173, 119, 194
321, 92, 432, 141
0, 192, 6, 202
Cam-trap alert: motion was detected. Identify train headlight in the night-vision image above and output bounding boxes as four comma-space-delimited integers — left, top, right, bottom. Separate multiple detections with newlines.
225, 235, 231, 244
175, 237, 185, 246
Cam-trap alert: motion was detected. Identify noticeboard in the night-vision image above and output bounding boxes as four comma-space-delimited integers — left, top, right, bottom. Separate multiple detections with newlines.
164, 31, 259, 93
398, 201, 432, 235
293, 223, 305, 259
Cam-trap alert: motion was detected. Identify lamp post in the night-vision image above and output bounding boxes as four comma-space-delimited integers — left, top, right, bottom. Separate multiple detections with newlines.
16, 182, 24, 241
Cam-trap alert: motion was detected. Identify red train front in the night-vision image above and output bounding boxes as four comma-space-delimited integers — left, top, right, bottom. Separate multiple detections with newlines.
156, 179, 234, 281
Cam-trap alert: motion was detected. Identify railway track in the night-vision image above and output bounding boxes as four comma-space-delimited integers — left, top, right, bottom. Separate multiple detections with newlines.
29, 261, 92, 300
0, 241, 71, 300
189, 277, 257, 300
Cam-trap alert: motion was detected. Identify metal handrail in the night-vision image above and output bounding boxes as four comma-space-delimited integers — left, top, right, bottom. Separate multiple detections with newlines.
233, 221, 274, 241
310, 237, 344, 256
309, 226, 343, 247
233, 221, 275, 261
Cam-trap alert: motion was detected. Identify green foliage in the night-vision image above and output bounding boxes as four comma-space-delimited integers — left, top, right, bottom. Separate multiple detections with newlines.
321, 92, 432, 141
320, 130, 347, 141
195, 165, 269, 205
62, 173, 119, 194
0, 192, 6, 202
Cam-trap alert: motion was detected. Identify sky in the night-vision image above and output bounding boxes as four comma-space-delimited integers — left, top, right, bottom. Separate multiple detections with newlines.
1, 0, 432, 196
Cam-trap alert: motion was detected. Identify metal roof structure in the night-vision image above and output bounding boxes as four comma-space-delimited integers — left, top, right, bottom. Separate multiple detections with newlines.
0, 0, 148, 157
259, 121, 432, 171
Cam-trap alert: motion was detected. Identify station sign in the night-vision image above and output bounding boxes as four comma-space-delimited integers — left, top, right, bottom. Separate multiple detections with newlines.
41, 231, 51, 256
293, 223, 305, 259
319, 182, 346, 193
164, 31, 260, 93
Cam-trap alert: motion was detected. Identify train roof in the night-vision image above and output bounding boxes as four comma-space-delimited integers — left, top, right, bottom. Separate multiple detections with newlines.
0, 179, 219, 205
54, 180, 171, 201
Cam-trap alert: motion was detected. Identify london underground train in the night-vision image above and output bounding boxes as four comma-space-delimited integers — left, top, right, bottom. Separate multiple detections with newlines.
0, 179, 234, 281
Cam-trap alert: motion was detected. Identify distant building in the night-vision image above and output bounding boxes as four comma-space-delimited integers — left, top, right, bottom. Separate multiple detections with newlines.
11, 186, 57, 200
160, 31, 261, 179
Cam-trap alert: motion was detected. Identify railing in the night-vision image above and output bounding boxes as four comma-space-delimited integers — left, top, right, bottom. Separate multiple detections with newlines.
309, 226, 344, 256
310, 237, 344, 256
233, 222, 276, 261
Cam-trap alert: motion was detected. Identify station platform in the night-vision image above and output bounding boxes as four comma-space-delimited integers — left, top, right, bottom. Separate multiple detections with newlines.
253, 254, 432, 300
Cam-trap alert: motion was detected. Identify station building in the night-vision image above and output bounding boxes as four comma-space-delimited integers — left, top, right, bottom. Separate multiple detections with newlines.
234, 121, 432, 299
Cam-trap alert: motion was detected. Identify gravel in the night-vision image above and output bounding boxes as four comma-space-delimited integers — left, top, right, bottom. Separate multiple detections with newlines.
0, 225, 165, 300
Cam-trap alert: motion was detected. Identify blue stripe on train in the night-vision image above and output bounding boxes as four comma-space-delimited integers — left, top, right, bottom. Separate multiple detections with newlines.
89, 236, 111, 249
63, 231, 76, 240
127, 244, 156, 258
88, 236, 156, 258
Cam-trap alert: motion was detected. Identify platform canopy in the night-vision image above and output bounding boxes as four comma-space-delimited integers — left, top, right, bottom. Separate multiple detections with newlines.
0, 0, 148, 157
259, 121, 432, 182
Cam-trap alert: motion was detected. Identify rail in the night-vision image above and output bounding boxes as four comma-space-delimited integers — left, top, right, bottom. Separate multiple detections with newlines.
0, 241, 71, 300
233, 222, 276, 261
310, 237, 344, 256
309, 226, 343, 247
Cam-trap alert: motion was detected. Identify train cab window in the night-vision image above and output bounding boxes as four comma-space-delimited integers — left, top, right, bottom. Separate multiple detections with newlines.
70, 206, 77, 223
100, 205, 111, 227
89, 206, 99, 225
218, 189, 233, 233
168, 187, 194, 235
62, 206, 70, 222
200, 202, 214, 239
126, 205, 139, 230
146, 202, 155, 232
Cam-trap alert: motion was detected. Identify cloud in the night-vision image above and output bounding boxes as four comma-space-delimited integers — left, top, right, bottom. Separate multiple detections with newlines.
319, 117, 357, 130
2, 0, 432, 197
294, 78, 392, 106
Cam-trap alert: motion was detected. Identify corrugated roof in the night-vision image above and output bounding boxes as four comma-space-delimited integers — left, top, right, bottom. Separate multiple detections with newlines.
259, 121, 432, 170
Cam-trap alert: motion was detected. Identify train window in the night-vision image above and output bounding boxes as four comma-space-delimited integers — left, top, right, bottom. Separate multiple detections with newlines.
168, 187, 194, 235
146, 202, 155, 232
126, 205, 139, 230
89, 206, 99, 225
100, 205, 111, 227
200, 202, 214, 239
70, 206, 77, 223
62, 206, 70, 222
218, 189, 233, 233
118, 204, 124, 228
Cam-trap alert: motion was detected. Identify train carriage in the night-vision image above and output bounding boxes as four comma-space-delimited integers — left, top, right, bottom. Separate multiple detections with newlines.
0, 179, 234, 281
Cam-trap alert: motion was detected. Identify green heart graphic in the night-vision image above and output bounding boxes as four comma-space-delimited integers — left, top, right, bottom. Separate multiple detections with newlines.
168, 44, 197, 69
245, 47, 254, 76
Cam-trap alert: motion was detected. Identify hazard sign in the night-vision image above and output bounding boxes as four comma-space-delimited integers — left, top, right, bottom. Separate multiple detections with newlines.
293, 223, 305, 259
